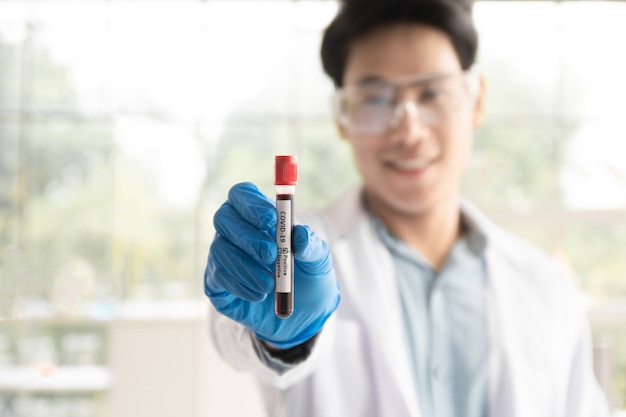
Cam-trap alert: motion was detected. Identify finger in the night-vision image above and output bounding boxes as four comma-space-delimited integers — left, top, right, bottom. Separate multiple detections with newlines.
205, 289, 245, 321
206, 290, 264, 329
214, 202, 277, 264
293, 225, 333, 276
228, 182, 276, 230
207, 235, 274, 301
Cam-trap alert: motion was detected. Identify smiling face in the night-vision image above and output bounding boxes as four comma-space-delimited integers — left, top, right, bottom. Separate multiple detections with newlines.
339, 23, 484, 222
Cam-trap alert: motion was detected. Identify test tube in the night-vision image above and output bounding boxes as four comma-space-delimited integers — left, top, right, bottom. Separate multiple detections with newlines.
274, 155, 298, 319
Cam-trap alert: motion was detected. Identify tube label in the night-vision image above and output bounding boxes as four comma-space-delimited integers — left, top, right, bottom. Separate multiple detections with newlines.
275, 198, 293, 293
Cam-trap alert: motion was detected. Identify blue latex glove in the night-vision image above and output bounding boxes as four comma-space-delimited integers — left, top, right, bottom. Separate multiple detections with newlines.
205, 182, 340, 349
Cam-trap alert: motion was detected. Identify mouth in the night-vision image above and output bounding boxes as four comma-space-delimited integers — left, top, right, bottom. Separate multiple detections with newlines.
384, 157, 433, 172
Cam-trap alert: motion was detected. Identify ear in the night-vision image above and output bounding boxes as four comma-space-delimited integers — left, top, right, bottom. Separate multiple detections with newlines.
330, 93, 350, 140
335, 118, 349, 140
472, 73, 486, 128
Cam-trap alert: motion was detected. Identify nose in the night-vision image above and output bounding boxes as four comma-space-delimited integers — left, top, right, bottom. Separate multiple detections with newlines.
389, 101, 419, 129
387, 101, 429, 141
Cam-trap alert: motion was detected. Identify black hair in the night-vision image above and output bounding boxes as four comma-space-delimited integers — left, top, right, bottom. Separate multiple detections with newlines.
320, 0, 478, 87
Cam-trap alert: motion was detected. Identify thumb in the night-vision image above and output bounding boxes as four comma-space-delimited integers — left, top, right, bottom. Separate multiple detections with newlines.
293, 225, 333, 276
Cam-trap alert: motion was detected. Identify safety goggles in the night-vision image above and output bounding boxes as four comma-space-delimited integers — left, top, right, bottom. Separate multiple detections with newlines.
333, 69, 479, 135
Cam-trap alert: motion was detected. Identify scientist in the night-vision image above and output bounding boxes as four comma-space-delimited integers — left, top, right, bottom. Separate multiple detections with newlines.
204, 0, 610, 415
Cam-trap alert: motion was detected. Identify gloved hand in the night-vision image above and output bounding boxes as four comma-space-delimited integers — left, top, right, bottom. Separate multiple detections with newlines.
205, 182, 341, 349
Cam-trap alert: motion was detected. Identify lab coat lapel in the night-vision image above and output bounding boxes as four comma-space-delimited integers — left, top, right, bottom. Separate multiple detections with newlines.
461, 202, 525, 416
325, 189, 422, 417
484, 248, 523, 417
485, 241, 559, 417
483, 230, 550, 416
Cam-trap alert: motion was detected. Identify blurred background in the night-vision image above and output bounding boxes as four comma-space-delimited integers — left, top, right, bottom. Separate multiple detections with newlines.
0, 0, 625, 416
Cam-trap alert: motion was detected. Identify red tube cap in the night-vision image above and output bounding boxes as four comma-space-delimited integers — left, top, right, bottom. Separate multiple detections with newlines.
275, 155, 298, 185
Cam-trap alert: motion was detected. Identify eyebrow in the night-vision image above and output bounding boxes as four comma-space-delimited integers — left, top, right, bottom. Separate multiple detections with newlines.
355, 72, 450, 87
355, 75, 388, 86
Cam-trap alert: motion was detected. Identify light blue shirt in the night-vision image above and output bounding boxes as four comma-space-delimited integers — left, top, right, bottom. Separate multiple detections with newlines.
374, 215, 489, 417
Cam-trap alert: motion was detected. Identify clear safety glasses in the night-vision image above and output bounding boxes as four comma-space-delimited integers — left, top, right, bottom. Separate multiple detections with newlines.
333, 69, 480, 135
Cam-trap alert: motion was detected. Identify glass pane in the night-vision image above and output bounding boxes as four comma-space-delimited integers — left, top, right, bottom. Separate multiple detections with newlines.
471, 1, 626, 212
592, 325, 626, 411
464, 120, 565, 211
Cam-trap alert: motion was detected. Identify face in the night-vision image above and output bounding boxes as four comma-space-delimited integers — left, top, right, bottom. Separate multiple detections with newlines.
339, 23, 484, 220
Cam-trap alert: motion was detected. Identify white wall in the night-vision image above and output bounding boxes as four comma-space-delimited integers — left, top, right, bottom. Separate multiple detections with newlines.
106, 317, 264, 417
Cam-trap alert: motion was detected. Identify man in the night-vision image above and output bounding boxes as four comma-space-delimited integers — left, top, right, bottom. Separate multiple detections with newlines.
205, 0, 609, 416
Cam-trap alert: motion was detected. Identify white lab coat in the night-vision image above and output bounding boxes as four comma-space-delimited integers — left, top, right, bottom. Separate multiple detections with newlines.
210, 187, 609, 417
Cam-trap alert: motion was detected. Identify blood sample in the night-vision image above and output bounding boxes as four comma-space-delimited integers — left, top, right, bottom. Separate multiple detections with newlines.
274, 155, 297, 318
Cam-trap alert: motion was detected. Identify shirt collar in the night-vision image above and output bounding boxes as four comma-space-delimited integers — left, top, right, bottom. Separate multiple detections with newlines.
323, 186, 491, 255
366, 195, 489, 261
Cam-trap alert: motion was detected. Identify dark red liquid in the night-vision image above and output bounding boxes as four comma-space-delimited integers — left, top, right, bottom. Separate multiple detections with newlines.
275, 292, 293, 319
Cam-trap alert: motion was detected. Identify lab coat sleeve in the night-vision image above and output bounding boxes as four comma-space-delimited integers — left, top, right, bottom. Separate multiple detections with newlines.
209, 306, 336, 389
